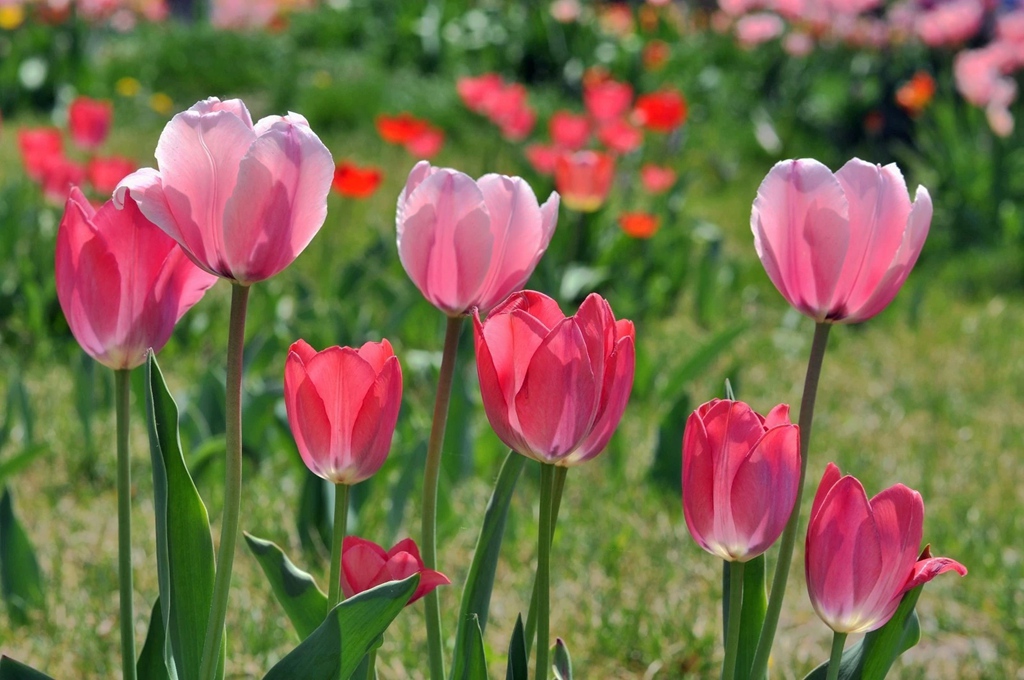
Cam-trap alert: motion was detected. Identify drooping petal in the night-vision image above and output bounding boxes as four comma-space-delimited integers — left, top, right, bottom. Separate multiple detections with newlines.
902, 554, 968, 592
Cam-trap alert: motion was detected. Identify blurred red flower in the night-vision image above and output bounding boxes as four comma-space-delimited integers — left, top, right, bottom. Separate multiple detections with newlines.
555, 150, 615, 213
68, 96, 113, 151
376, 113, 430, 145
405, 125, 445, 159
525, 144, 562, 176
549, 110, 591, 150
87, 155, 137, 194
642, 40, 670, 71
640, 164, 676, 194
633, 89, 688, 132
456, 73, 505, 114
332, 161, 383, 199
18, 127, 64, 181
597, 119, 643, 154
896, 72, 936, 117
618, 211, 660, 238
584, 79, 634, 122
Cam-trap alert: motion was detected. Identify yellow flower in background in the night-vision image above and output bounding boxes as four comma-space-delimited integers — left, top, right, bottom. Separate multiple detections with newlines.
0, 5, 26, 30
149, 92, 173, 115
115, 77, 141, 97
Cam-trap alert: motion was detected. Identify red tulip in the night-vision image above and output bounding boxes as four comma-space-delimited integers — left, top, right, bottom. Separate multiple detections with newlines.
376, 112, 429, 145
554, 150, 615, 213
17, 127, 63, 181
332, 161, 383, 199
640, 164, 676, 194
68, 96, 113, 150
806, 463, 967, 633
341, 537, 450, 605
114, 97, 334, 285
55, 188, 216, 370
632, 89, 687, 132
682, 399, 800, 562
596, 118, 642, 155
618, 211, 660, 238
284, 339, 402, 485
87, 155, 136, 195
751, 158, 933, 323
584, 79, 634, 122
396, 161, 559, 316
549, 110, 591, 150
474, 291, 635, 466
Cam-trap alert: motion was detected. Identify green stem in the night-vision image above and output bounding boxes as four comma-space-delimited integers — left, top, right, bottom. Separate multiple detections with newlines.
535, 463, 556, 680
750, 322, 832, 680
421, 315, 464, 680
328, 483, 350, 610
825, 632, 848, 680
721, 560, 745, 680
369, 648, 378, 680
524, 465, 567, 656
115, 368, 137, 680
199, 282, 251, 680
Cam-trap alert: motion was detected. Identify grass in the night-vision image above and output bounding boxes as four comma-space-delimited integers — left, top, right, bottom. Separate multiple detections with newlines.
1, 36, 1023, 680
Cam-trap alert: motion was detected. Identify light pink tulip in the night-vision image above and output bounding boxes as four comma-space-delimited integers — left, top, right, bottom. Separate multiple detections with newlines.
284, 339, 402, 485
682, 399, 800, 562
396, 161, 559, 316
56, 187, 217, 370
751, 158, 932, 323
114, 97, 334, 286
806, 463, 967, 634
474, 291, 634, 466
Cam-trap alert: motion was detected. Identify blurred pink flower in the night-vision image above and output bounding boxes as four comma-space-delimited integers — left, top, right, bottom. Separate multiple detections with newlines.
549, 110, 591, 150
68, 96, 113, 151
915, 0, 984, 47
584, 79, 634, 123
735, 12, 785, 48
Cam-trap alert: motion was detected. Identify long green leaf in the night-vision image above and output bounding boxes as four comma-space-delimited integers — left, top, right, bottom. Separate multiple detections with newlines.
722, 554, 767, 680
460, 615, 489, 680
244, 532, 328, 640
0, 657, 55, 680
262, 574, 419, 680
505, 615, 528, 680
0, 487, 44, 625
136, 597, 171, 680
0, 446, 46, 492
450, 450, 526, 680
145, 354, 221, 680
803, 586, 924, 680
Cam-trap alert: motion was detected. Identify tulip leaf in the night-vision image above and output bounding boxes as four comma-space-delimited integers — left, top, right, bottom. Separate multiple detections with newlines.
458, 614, 489, 680
136, 597, 171, 680
722, 555, 767, 680
552, 638, 572, 680
450, 450, 526, 680
0, 445, 47, 488
0, 656, 55, 680
505, 615, 528, 680
0, 487, 44, 626
243, 532, 329, 640
803, 586, 923, 680
262, 574, 419, 680
145, 354, 222, 680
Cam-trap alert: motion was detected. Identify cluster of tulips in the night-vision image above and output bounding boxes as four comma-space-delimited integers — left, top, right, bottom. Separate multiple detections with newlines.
7, 93, 966, 680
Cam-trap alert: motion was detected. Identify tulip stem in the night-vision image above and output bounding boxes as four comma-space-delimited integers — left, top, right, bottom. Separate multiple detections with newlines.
421, 315, 464, 680
721, 560, 745, 680
535, 463, 556, 680
525, 465, 567, 656
750, 322, 831, 680
825, 632, 847, 680
328, 483, 350, 610
199, 283, 251, 680
115, 368, 137, 680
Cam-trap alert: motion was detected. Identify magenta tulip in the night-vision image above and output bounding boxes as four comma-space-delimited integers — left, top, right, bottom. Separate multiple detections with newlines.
341, 536, 450, 605
805, 463, 967, 634
682, 399, 801, 562
284, 339, 402, 485
474, 291, 635, 466
751, 158, 933, 323
395, 161, 559, 317
114, 97, 334, 286
55, 187, 217, 370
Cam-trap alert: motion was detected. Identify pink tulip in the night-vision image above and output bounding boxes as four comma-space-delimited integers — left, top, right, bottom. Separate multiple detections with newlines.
284, 339, 402, 485
554, 150, 615, 213
806, 463, 967, 634
396, 161, 559, 317
114, 97, 334, 285
474, 291, 635, 466
68, 96, 113, 151
583, 79, 633, 122
751, 158, 933, 323
341, 536, 450, 605
55, 187, 217, 370
682, 399, 800, 562
549, 110, 591, 150
17, 127, 63, 181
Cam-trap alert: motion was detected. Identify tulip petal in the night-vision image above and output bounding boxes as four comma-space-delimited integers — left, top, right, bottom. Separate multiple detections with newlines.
565, 334, 634, 465
341, 539, 388, 598
810, 462, 843, 522
306, 347, 378, 481
347, 355, 402, 484
573, 294, 615, 387
902, 555, 968, 592
221, 118, 334, 284
682, 409, 718, 556
856, 484, 924, 623
752, 159, 850, 320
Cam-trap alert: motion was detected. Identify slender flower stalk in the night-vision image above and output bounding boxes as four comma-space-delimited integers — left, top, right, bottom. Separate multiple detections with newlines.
199, 283, 251, 680
328, 484, 351, 610
525, 466, 567, 655
535, 463, 556, 680
825, 632, 848, 680
421, 315, 464, 680
750, 322, 832, 679
722, 561, 745, 680
114, 369, 136, 680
